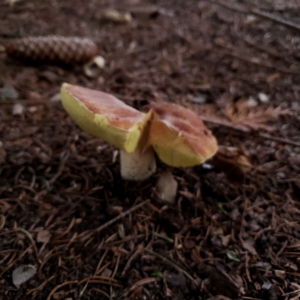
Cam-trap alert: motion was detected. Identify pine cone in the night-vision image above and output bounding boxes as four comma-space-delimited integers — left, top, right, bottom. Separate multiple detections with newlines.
5, 36, 99, 64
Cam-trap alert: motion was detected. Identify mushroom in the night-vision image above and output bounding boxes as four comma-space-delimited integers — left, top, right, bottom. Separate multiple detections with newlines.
146, 102, 218, 167
60, 83, 218, 183
60, 83, 156, 180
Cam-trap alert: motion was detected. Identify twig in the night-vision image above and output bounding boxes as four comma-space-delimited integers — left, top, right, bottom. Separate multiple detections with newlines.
118, 278, 157, 299
0, 246, 31, 276
94, 248, 108, 275
56, 217, 76, 239
96, 262, 111, 277
79, 276, 118, 284
281, 288, 300, 297
245, 254, 252, 283
85, 200, 150, 239
47, 280, 78, 300
200, 116, 300, 147
0, 214, 5, 230
205, 0, 247, 13
91, 288, 112, 299
177, 29, 300, 75
212, 43, 300, 74
49, 161, 65, 185
152, 232, 174, 243
78, 277, 120, 287
206, 0, 300, 32
259, 133, 300, 147
236, 34, 300, 66
144, 249, 199, 286
111, 252, 120, 279
252, 8, 300, 32
276, 239, 288, 257
26, 275, 55, 297
14, 227, 41, 264
121, 245, 144, 276
254, 226, 271, 241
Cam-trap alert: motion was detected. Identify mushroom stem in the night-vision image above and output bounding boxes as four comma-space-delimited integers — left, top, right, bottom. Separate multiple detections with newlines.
120, 145, 156, 181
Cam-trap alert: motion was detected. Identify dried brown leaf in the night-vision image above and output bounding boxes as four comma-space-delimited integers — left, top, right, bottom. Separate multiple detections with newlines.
241, 239, 257, 255
211, 146, 252, 182
222, 99, 292, 132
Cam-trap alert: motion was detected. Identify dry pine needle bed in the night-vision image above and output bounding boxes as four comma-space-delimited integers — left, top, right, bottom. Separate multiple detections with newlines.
1, 0, 300, 299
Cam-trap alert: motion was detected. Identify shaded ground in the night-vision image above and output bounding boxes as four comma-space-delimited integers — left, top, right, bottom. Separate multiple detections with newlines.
1, 0, 300, 299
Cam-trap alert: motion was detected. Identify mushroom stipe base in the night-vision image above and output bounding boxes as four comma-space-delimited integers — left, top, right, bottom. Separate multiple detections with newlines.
120, 146, 156, 181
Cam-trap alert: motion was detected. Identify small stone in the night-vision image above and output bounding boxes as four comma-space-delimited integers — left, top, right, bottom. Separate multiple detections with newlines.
27, 91, 41, 101
27, 106, 37, 113
37, 230, 51, 243
262, 282, 272, 290
101, 268, 112, 277
258, 92, 269, 103
12, 265, 36, 286
156, 172, 178, 205
274, 270, 285, 279
187, 93, 206, 104
104, 9, 132, 23
12, 103, 24, 115
84, 56, 105, 78
50, 93, 61, 102
1, 82, 19, 100
244, 15, 258, 24
247, 96, 258, 107
276, 171, 286, 179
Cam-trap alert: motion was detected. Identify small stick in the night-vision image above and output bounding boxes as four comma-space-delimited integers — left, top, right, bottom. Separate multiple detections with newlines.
26, 275, 55, 297
237, 34, 300, 66
47, 280, 78, 300
245, 254, 252, 283
281, 288, 300, 297
252, 8, 300, 32
201, 116, 300, 147
212, 43, 300, 74
94, 248, 108, 275
14, 227, 41, 264
259, 133, 300, 148
111, 253, 120, 279
119, 277, 157, 299
91, 288, 112, 299
276, 239, 288, 257
49, 161, 65, 185
122, 245, 144, 276
144, 249, 199, 286
85, 200, 150, 240
206, 0, 300, 32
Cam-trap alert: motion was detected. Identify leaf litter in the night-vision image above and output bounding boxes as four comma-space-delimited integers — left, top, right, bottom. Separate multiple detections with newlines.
1, 0, 300, 299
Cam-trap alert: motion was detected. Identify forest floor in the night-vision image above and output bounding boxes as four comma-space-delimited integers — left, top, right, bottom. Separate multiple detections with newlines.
1, 0, 300, 299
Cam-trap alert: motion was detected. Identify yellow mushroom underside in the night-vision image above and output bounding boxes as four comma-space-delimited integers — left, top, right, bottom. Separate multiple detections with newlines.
61, 83, 153, 153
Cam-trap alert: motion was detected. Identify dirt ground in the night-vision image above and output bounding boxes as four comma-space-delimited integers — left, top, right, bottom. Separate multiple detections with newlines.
1, 0, 300, 299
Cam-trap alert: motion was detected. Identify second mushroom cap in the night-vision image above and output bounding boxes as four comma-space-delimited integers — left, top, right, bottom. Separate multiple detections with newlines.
145, 102, 218, 167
